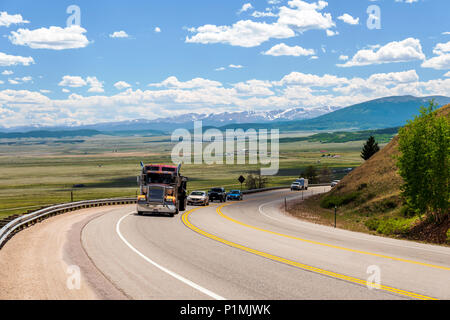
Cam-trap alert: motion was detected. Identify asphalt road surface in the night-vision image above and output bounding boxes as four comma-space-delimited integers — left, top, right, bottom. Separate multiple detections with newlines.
1, 187, 449, 300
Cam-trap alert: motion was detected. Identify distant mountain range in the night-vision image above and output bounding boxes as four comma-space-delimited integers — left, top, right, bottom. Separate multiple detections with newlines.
1, 95, 449, 137
0, 105, 340, 133
213, 95, 450, 132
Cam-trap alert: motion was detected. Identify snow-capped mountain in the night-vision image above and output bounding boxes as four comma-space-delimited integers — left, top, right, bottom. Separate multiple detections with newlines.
0, 106, 340, 132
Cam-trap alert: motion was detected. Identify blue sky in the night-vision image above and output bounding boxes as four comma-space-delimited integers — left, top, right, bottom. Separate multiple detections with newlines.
0, 0, 449, 127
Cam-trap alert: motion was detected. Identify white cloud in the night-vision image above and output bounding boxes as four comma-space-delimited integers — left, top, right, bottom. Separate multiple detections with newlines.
9, 25, 89, 50
395, 0, 418, 3
277, 0, 334, 32
148, 76, 222, 89
338, 38, 425, 67
114, 81, 132, 90
109, 31, 129, 38
444, 71, 450, 77
58, 75, 103, 92
186, 20, 294, 48
432, 41, 450, 55
339, 55, 349, 61
262, 43, 315, 56
421, 41, 450, 70
1, 68, 449, 128
0, 52, 34, 66
62, 88, 70, 93
277, 71, 349, 87
326, 29, 338, 37
337, 13, 359, 25
1, 70, 14, 75
154, 27, 161, 33
252, 9, 277, 18
229, 64, 244, 69
59, 76, 87, 88
215, 67, 226, 71
86, 77, 104, 93
9, 76, 32, 84
0, 11, 29, 27
186, 0, 334, 47
40, 89, 51, 94
421, 54, 450, 70
238, 3, 253, 14
233, 79, 274, 96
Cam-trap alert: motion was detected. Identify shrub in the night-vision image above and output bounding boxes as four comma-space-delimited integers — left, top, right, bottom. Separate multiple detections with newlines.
365, 217, 415, 235
320, 192, 360, 209
366, 193, 376, 200
365, 218, 379, 231
400, 205, 416, 217
358, 183, 368, 191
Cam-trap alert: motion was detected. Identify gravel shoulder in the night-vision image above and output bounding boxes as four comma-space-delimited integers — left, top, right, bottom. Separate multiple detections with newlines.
0, 206, 127, 300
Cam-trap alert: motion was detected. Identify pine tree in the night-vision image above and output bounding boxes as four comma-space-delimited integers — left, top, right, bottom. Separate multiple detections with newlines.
361, 136, 380, 160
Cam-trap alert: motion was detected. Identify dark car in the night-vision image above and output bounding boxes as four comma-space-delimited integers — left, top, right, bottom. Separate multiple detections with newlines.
208, 187, 227, 202
227, 190, 243, 201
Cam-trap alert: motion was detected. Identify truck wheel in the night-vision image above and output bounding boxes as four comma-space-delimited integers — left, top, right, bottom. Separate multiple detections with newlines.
179, 198, 187, 211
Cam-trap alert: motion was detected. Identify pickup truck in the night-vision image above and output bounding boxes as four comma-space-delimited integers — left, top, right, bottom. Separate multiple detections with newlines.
208, 187, 227, 203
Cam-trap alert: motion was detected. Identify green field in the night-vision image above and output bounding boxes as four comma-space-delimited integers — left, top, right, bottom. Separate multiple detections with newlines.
0, 132, 372, 219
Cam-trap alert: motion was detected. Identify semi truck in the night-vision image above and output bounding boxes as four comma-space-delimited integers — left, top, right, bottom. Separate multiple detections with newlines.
137, 163, 188, 217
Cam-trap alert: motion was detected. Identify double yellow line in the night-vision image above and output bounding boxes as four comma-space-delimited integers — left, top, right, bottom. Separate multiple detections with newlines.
217, 202, 450, 272
182, 203, 438, 300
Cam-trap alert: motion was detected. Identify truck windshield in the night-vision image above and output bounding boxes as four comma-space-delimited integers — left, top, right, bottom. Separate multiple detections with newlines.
211, 188, 223, 192
146, 173, 175, 184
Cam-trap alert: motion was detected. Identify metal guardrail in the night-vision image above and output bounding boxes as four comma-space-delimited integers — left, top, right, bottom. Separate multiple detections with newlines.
0, 184, 330, 250
0, 197, 136, 250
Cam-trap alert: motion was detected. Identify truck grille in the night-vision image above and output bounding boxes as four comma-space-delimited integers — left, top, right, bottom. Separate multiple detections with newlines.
148, 186, 165, 203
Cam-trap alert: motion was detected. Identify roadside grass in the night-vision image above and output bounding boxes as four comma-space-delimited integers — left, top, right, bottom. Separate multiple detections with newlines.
287, 192, 414, 236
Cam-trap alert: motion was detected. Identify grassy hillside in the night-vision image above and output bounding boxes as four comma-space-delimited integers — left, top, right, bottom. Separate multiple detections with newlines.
279, 127, 399, 144
288, 104, 450, 244
299, 95, 450, 130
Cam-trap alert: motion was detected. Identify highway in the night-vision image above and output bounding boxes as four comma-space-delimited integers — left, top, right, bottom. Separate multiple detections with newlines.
1, 187, 449, 300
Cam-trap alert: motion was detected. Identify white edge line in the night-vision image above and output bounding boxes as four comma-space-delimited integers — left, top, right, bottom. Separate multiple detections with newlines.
116, 212, 226, 300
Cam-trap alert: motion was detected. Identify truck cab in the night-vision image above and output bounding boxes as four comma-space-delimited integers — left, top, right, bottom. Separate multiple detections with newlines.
137, 164, 188, 217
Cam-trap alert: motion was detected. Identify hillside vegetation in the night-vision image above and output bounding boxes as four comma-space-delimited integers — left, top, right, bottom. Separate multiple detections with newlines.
289, 104, 450, 244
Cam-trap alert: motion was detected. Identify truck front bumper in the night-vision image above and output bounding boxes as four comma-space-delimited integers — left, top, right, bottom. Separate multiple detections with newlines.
137, 202, 177, 214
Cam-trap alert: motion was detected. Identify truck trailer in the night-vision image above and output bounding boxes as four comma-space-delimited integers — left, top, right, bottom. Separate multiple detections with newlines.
137, 163, 188, 217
